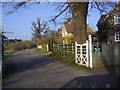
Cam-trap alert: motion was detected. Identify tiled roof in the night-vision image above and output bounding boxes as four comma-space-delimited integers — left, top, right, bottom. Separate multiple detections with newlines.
87, 25, 95, 35
64, 22, 95, 35
64, 22, 74, 34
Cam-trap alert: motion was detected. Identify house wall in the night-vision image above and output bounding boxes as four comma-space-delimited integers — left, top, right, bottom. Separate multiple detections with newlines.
97, 1, 120, 43
92, 44, 120, 68
106, 2, 120, 43
107, 35, 115, 43
61, 24, 74, 44
65, 33, 73, 37
61, 24, 67, 37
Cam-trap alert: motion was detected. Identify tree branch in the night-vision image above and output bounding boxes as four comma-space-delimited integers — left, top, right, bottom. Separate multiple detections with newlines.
95, 2, 104, 15
49, 4, 70, 22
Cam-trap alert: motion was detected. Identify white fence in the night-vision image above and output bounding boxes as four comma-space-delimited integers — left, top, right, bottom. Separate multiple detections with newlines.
52, 35, 93, 68
53, 43, 75, 54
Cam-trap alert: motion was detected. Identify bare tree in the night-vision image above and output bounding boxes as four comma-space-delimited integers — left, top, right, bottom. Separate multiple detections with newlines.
31, 17, 47, 47
3, 1, 116, 44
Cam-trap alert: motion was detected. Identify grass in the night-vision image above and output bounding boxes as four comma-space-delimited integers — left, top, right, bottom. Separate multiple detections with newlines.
34, 48, 49, 54
4, 51, 18, 57
49, 52, 91, 70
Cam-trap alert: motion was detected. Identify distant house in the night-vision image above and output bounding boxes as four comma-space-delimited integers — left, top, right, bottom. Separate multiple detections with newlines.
97, 1, 120, 43
61, 21, 95, 44
61, 21, 74, 44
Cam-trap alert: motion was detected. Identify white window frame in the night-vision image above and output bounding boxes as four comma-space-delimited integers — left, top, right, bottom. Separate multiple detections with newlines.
115, 32, 120, 42
114, 15, 120, 25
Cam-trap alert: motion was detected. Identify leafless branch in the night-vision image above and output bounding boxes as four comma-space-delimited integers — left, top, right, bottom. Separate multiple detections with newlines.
95, 2, 105, 15
49, 4, 70, 22
31, 17, 48, 41
94, 2, 115, 15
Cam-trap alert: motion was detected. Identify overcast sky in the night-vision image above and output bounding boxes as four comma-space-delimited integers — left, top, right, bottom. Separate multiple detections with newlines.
2, 2, 113, 40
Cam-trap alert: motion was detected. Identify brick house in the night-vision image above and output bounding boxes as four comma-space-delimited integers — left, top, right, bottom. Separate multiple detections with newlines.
97, 1, 120, 43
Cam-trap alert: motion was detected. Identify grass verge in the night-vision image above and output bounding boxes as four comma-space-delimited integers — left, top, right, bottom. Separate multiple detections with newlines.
4, 51, 18, 57
34, 48, 49, 54
49, 52, 91, 70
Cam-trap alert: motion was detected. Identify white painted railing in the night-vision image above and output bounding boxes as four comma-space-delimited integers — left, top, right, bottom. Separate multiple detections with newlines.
53, 43, 75, 54
52, 35, 93, 68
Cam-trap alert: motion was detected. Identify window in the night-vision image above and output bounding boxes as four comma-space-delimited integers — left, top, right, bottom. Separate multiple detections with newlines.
114, 15, 120, 25
115, 32, 120, 42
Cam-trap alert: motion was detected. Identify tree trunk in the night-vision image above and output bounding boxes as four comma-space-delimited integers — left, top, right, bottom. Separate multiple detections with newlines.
69, 2, 89, 44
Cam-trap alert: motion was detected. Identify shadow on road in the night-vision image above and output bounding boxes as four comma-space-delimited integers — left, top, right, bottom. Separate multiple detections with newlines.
13, 55, 56, 74
60, 74, 120, 88
3, 53, 56, 79
60, 44, 120, 88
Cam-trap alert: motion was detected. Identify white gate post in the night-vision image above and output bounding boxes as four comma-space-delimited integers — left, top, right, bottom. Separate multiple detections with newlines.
46, 44, 49, 52
75, 42, 77, 64
89, 35, 93, 68
86, 40, 89, 67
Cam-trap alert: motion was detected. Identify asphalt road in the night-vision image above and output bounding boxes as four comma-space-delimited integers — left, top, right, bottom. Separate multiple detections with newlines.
2, 49, 120, 88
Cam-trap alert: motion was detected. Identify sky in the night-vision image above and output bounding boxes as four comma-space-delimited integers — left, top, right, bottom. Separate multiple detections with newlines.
2, 2, 113, 40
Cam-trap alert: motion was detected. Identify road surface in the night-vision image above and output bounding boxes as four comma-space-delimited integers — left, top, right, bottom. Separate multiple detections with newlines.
2, 49, 120, 88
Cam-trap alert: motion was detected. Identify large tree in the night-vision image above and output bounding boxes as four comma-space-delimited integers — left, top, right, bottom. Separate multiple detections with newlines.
70, 2, 88, 43
3, 1, 116, 44
31, 17, 47, 47
51, 2, 115, 43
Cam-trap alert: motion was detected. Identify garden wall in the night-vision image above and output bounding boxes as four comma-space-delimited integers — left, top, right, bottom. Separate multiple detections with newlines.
92, 44, 120, 68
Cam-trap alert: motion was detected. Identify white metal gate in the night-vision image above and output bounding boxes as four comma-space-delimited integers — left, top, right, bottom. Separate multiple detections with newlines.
75, 35, 93, 68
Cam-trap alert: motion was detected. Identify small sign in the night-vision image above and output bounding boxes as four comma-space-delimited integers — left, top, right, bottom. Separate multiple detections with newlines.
93, 45, 102, 53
